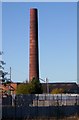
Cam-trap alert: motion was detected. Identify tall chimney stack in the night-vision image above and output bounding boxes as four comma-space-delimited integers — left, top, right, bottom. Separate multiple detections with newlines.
29, 8, 39, 81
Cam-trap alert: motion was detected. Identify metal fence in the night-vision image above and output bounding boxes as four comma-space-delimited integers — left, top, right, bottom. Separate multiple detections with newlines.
2, 94, 79, 106
2, 94, 79, 119
15, 94, 79, 106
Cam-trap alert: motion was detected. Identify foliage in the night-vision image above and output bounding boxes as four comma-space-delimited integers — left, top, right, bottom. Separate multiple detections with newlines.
29, 77, 43, 94
16, 83, 31, 94
16, 78, 43, 94
51, 88, 64, 94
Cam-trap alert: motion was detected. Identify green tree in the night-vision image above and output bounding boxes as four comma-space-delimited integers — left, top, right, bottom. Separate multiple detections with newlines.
16, 83, 30, 94
29, 77, 43, 94
16, 78, 43, 94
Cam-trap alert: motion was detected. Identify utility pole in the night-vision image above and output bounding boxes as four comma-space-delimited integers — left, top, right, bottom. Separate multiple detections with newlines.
10, 67, 11, 82
9, 67, 12, 95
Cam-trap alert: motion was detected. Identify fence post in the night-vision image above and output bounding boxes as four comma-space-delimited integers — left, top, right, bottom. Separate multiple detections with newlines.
74, 95, 77, 106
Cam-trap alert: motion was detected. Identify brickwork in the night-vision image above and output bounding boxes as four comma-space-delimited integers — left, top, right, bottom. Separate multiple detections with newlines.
29, 8, 39, 81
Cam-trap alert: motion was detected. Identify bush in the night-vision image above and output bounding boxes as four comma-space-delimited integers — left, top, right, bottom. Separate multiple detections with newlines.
16, 78, 43, 94
51, 88, 64, 94
16, 83, 30, 94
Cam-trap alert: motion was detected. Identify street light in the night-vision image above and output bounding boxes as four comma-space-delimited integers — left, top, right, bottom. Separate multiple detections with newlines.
45, 78, 49, 94
39, 78, 49, 94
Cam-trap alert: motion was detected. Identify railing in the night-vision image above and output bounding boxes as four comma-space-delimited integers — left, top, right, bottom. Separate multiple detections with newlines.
2, 94, 79, 106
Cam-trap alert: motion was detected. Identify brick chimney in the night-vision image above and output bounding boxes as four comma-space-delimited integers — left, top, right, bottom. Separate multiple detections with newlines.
29, 8, 39, 81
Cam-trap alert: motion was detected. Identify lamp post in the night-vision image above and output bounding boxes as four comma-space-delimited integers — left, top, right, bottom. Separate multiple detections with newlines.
45, 78, 49, 94
39, 78, 49, 94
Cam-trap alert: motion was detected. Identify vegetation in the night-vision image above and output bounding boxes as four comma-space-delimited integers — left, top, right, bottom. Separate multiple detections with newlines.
16, 77, 43, 94
51, 88, 65, 94
16, 83, 30, 94
29, 77, 43, 94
